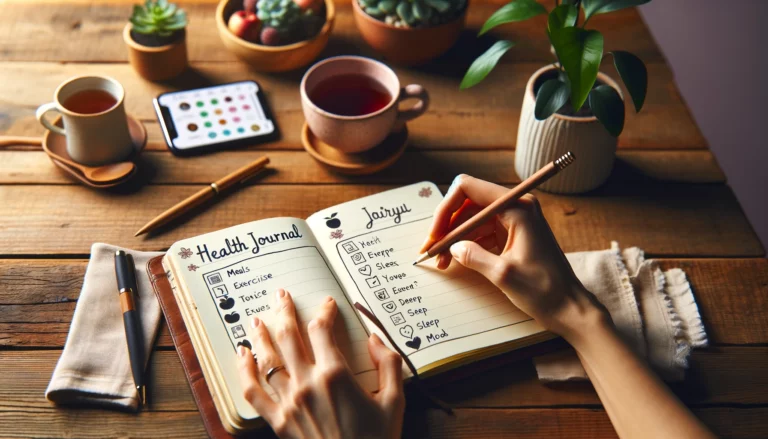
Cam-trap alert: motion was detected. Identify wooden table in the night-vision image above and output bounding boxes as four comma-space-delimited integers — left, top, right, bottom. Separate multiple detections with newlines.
1, 0, 766, 437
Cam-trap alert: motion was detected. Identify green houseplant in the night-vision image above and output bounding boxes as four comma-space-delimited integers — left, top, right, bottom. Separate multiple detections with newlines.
461, 0, 649, 193
124, 0, 189, 81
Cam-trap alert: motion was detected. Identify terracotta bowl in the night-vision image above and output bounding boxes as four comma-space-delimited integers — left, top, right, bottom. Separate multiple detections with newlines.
352, 0, 467, 65
216, 0, 335, 72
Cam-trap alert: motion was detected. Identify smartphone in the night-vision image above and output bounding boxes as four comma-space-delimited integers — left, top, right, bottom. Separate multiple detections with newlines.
153, 80, 279, 156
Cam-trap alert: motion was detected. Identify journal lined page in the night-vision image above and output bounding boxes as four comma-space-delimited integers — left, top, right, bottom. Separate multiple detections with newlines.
308, 182, 546, 371
167, 217, 378, 422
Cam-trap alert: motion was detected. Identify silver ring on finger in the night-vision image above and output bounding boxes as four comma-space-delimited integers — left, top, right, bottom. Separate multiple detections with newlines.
265, 365, 286, 383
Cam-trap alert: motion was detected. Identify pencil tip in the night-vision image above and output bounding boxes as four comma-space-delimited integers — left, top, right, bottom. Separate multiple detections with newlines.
413, 254, 430, 265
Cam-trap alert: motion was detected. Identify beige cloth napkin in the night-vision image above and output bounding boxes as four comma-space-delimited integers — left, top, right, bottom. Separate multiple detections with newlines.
535, 242, 708, 382
46, 243, 163, 411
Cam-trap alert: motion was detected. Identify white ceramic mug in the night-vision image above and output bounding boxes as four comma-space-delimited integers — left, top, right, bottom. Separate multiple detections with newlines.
301, 56, 429, 153
36, 76, 134, 166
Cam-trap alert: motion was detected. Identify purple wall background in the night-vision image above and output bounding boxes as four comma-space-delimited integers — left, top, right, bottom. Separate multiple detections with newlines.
640, 1, 768, 249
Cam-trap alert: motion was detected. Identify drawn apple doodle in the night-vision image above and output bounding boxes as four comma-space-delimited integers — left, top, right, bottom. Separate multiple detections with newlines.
325, 213, 341, 229
219, 296, 235, 310
405, 336, 421, 350
399, 325, 414, 339
224, 311, 240, 324
236, 340, 252, 350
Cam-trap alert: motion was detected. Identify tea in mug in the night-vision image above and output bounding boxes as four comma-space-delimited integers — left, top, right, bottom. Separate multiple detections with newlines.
309, 74, 392, 117
62, 89, 118, 115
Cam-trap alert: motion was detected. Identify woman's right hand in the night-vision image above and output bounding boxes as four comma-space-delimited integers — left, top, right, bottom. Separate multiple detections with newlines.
420, 175, 608, 340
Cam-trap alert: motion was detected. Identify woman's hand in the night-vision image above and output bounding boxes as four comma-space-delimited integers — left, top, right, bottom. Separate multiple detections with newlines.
420, 174, 607, 339
237, 289, 405, 439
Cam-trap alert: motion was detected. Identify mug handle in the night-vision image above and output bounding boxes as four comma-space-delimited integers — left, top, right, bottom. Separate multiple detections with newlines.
395, 84, 429, 129
35, 102, 66, 136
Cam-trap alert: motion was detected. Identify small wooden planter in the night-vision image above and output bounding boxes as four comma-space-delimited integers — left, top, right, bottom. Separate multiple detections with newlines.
123, 24, 188, 81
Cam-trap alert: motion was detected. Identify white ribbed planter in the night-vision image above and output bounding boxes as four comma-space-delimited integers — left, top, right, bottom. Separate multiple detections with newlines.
516, 65, 623, 194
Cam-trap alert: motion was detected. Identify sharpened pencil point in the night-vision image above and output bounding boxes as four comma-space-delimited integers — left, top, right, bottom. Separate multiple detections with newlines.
413, 253, 430, 265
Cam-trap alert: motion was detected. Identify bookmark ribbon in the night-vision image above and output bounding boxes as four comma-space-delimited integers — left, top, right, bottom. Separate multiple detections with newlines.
354, 302, 453, 415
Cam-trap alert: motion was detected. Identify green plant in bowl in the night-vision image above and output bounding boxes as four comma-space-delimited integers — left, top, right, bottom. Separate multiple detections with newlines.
461, 0, 649, 136
129, 0, 188, 46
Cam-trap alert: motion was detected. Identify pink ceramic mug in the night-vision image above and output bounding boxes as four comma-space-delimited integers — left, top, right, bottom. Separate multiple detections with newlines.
301, 56, 429, 153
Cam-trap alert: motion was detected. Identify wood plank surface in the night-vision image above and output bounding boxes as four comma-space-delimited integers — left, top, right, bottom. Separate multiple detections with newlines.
0, 404, 763, 439
0, 61, 706, 150
0, 150, 726, 185
0, 184, 761, 256
2, 258, 765, 347
2, 347, 767, 412
0, 1, 665, 64
1, 0, 765, 437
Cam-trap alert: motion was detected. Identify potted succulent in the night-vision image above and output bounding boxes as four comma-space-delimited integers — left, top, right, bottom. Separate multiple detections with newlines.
124, 0, 188, 81
216, 0, 334, 72
461, 0, 649, 193
353, 0, 468, 65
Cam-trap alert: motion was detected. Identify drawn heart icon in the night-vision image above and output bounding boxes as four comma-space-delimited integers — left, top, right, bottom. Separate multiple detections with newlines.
224, 311, 240, 324
399, 325, 414, 339
405, 336, 421, 350
358, 265, 372, 276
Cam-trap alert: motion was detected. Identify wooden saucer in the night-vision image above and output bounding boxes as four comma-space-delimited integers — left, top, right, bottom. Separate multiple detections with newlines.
42, 115, 147, 188
301, 123, 408, 175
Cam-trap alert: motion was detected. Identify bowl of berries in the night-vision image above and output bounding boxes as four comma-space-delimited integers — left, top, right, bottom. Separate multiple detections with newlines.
216, 0, 334, 72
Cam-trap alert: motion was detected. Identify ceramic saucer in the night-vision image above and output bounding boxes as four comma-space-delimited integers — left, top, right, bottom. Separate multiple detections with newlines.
42, 115, 147, 188
301, 123, 408, 175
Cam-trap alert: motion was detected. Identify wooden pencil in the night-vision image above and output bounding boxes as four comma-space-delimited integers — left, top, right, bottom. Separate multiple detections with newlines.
413, 152, 575, 265
135, 156, 269, 237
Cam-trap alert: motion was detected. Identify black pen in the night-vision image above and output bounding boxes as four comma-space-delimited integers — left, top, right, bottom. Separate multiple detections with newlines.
115, 250, 147, 407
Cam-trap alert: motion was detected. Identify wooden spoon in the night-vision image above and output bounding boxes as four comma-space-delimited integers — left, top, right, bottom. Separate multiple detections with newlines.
0, 136, 136, 183
50, 152, 136, 183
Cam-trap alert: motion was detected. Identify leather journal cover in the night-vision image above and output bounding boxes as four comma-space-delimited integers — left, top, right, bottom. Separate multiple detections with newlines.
146, 255, 565, 438
147, 255, 236, 439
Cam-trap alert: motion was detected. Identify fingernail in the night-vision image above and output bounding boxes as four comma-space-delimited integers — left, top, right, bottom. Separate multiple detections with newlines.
307, 319, 319, 331
277, 289, 286, 298
371, 333, 383, 345
446, 176, 460, 195
450, 242, 467, 260
251, 317, 260, 328
237, 346, 246, 357
325, 296, 334, 303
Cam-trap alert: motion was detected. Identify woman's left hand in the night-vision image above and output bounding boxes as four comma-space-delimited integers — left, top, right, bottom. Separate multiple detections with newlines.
237, 289, 406, 439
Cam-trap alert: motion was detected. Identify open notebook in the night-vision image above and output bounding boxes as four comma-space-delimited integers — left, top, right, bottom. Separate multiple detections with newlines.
162, 182, 554, 434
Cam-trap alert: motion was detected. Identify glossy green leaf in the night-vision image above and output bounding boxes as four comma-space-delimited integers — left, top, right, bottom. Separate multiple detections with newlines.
460, 40, 516, 89
549, 27, 603, 110
425, 0, 451, 13
478, 0, 546, 36
582, 0, 650, 22
589, 84, 625, 136
610, 50, 647, 112
534, 79, 570, 120
396, 1, 415, 24
413, 0, 432, 21
547, 4, 577, 31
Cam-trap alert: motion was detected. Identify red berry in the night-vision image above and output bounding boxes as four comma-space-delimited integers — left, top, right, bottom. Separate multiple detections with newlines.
260, 27, 281, 46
